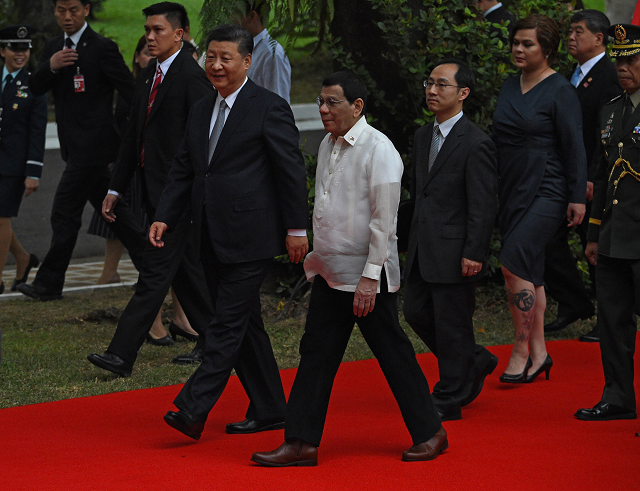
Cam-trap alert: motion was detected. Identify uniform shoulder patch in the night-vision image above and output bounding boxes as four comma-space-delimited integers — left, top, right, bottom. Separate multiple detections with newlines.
604, 94, 623, 106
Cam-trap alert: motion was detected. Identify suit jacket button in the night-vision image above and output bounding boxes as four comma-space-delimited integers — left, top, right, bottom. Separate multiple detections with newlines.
613, 199, 618, 205
205, 172, 210, 178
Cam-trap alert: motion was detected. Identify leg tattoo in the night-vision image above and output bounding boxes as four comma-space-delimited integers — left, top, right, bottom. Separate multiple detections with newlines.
508, 289, 535, 342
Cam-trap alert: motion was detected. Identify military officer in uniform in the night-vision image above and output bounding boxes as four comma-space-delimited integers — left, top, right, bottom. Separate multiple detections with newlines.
0, 25, 47, 360
575, 24, 640, 421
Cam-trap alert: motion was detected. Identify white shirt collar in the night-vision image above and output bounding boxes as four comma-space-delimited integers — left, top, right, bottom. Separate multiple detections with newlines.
435, 110, 464, 139
64, 22, 88, 47
253, 28, 269, 47
577, 51, 606, 78
156, 48, 182, 77
334, 115, 367, 146
483, 3, 503, 17
216, 76, 249, 109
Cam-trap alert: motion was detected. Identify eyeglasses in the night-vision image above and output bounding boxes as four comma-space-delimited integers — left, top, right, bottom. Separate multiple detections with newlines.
316, 96, 348, 108
423, 81, 461, 90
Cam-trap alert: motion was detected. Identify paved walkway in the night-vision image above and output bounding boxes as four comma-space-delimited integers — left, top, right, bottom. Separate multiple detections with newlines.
1, 258, 138, 301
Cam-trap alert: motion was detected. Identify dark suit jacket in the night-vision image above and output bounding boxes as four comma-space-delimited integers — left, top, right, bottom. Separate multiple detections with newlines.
110, 48, 213, 208
570, 55, 622, 181
155, 78, 309, 264
588, 95, 640, 259
29, 25, 134, 167
485, 5, 517, 37
405, 115, 498, 284
0, 67, 47, 177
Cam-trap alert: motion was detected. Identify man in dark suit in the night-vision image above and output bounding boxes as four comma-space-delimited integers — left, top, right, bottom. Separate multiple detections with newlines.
403, 60, 499, 422
154, 24, 309, 439
476, 0, 516, 39
575, 24, 640, 422
86, 2, 214, 377
17, 0, 147, 301
543, 10, 622, 341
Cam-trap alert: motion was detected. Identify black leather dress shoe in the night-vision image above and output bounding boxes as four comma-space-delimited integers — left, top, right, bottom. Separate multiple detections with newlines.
544, 314, 581, 332
11, 254, 39, 291
461, 353, 498, 407
171, 347, 204, 364
16, 282, 63, 301
575, 401, 637, 421
146, 333, 174, 346
579, 326, 600, 343
437, 409, 462, 422
87, 352, 133, 377
164, 410, 204, 440
168, 322, 199, 342
226, 418, 285, 434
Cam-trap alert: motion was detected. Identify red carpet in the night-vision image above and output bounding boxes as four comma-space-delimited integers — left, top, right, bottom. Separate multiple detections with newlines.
1, 339, 638, 490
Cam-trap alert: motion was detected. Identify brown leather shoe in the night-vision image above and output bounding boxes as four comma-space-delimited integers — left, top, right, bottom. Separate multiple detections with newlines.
402, 426, 448, 462
251, 439, 318, 467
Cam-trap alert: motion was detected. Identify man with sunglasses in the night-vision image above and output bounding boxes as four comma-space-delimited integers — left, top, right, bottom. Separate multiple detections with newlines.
403, 60, 498, 422
252, 71, 446, 466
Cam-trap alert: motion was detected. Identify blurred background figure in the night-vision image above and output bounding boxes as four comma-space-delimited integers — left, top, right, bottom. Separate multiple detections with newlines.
492, 15, 586, 384
234, 0, 291, 102
475, 0, 517, 39
0, 24, 47, 362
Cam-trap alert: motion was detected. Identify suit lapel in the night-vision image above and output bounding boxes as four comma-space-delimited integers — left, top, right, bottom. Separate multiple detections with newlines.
207, 80, 257, 170
147, 50, 185, 122
415, 122, 433, 190
136, 64, 156, 136
424, 116, 465, 187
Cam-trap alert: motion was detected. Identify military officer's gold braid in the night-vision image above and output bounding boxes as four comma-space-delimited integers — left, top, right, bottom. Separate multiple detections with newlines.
609, 142, 640, 194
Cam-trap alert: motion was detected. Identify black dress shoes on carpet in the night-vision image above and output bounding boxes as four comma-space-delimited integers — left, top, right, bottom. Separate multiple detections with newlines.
164, 410, 205, 440
402, 426, 448, 462
574, 401, 637, 421
11, 254, 39, 291
16, 282, 63, 301
461, 353, 498, 407
171, 347, 204, 364
251, 438, 318, 466
226, 418, 285, 434
168, 322, 199, 342
437, 408, 462, 422
87, 352, 133, 377
579, 326, 600, 343
499, 357, 532, 384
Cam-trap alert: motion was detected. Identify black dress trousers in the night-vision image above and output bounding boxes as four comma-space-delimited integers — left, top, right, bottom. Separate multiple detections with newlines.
285, 275, 442, 447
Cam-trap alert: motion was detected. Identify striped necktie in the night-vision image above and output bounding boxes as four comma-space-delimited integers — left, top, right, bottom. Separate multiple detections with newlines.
208, 99, 228, 163
428, 124, 441, 172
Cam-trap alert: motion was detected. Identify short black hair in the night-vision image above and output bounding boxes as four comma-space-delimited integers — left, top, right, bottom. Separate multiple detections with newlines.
571, 9, 611, 45
435, 58, 476, 94
142, 2, 188, 30
205, 24, 253, 57
240, 0, 270, 25
322, 71, 368, 115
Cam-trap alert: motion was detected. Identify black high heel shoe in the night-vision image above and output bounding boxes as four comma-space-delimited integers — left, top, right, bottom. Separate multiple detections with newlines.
169, 321, 199, 342
499, 357, 532, 384
146, 332, 175, 346
11, 254, 39, 291
525, 354, 553, 383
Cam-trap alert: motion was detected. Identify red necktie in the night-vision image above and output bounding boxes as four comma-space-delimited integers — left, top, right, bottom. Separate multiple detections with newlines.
140, 65, 163, 167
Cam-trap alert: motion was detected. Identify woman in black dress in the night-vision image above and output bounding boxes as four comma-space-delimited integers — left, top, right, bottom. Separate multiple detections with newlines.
492, 15, 587, 383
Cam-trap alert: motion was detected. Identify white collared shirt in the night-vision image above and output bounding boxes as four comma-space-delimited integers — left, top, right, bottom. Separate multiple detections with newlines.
154, 48, 181, 87
64, 22, 88, 48
434, 110, 464, 152
208, 77, 248, 136
574, 51, 606, 87
483, 2, 503, 17
303, 116, 403, 293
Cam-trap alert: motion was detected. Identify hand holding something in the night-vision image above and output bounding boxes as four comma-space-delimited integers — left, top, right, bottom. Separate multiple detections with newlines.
286, 235, 309, 263
586, 181, 593, 202
567, 202, 586, 227
354, 276, 378, 317
461, 258, 482, 277
49, 48, 78, 71
24, 178, 39, 197
149, 222, 168, 248
102, 194, 119, 222
585, 241, 598, 266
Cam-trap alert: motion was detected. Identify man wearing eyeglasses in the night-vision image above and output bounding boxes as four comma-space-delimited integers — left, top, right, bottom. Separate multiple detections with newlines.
252, 71, 446, 466
403, 60, 498, 422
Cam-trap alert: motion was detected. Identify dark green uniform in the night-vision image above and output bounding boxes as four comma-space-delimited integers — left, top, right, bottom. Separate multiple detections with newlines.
587, 92, 640, 411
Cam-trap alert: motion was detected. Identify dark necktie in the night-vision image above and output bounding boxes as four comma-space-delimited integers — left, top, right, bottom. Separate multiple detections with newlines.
428, 124, 441, 172
622, 94, 634, 128
140, 65, 163, 167
208, 99, 227, 163
65, 37, 74, 49
2, 74, 13, 104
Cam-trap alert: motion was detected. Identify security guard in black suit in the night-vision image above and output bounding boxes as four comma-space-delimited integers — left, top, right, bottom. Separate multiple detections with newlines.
576, 24, 640, 422
0, 25, 47, 294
